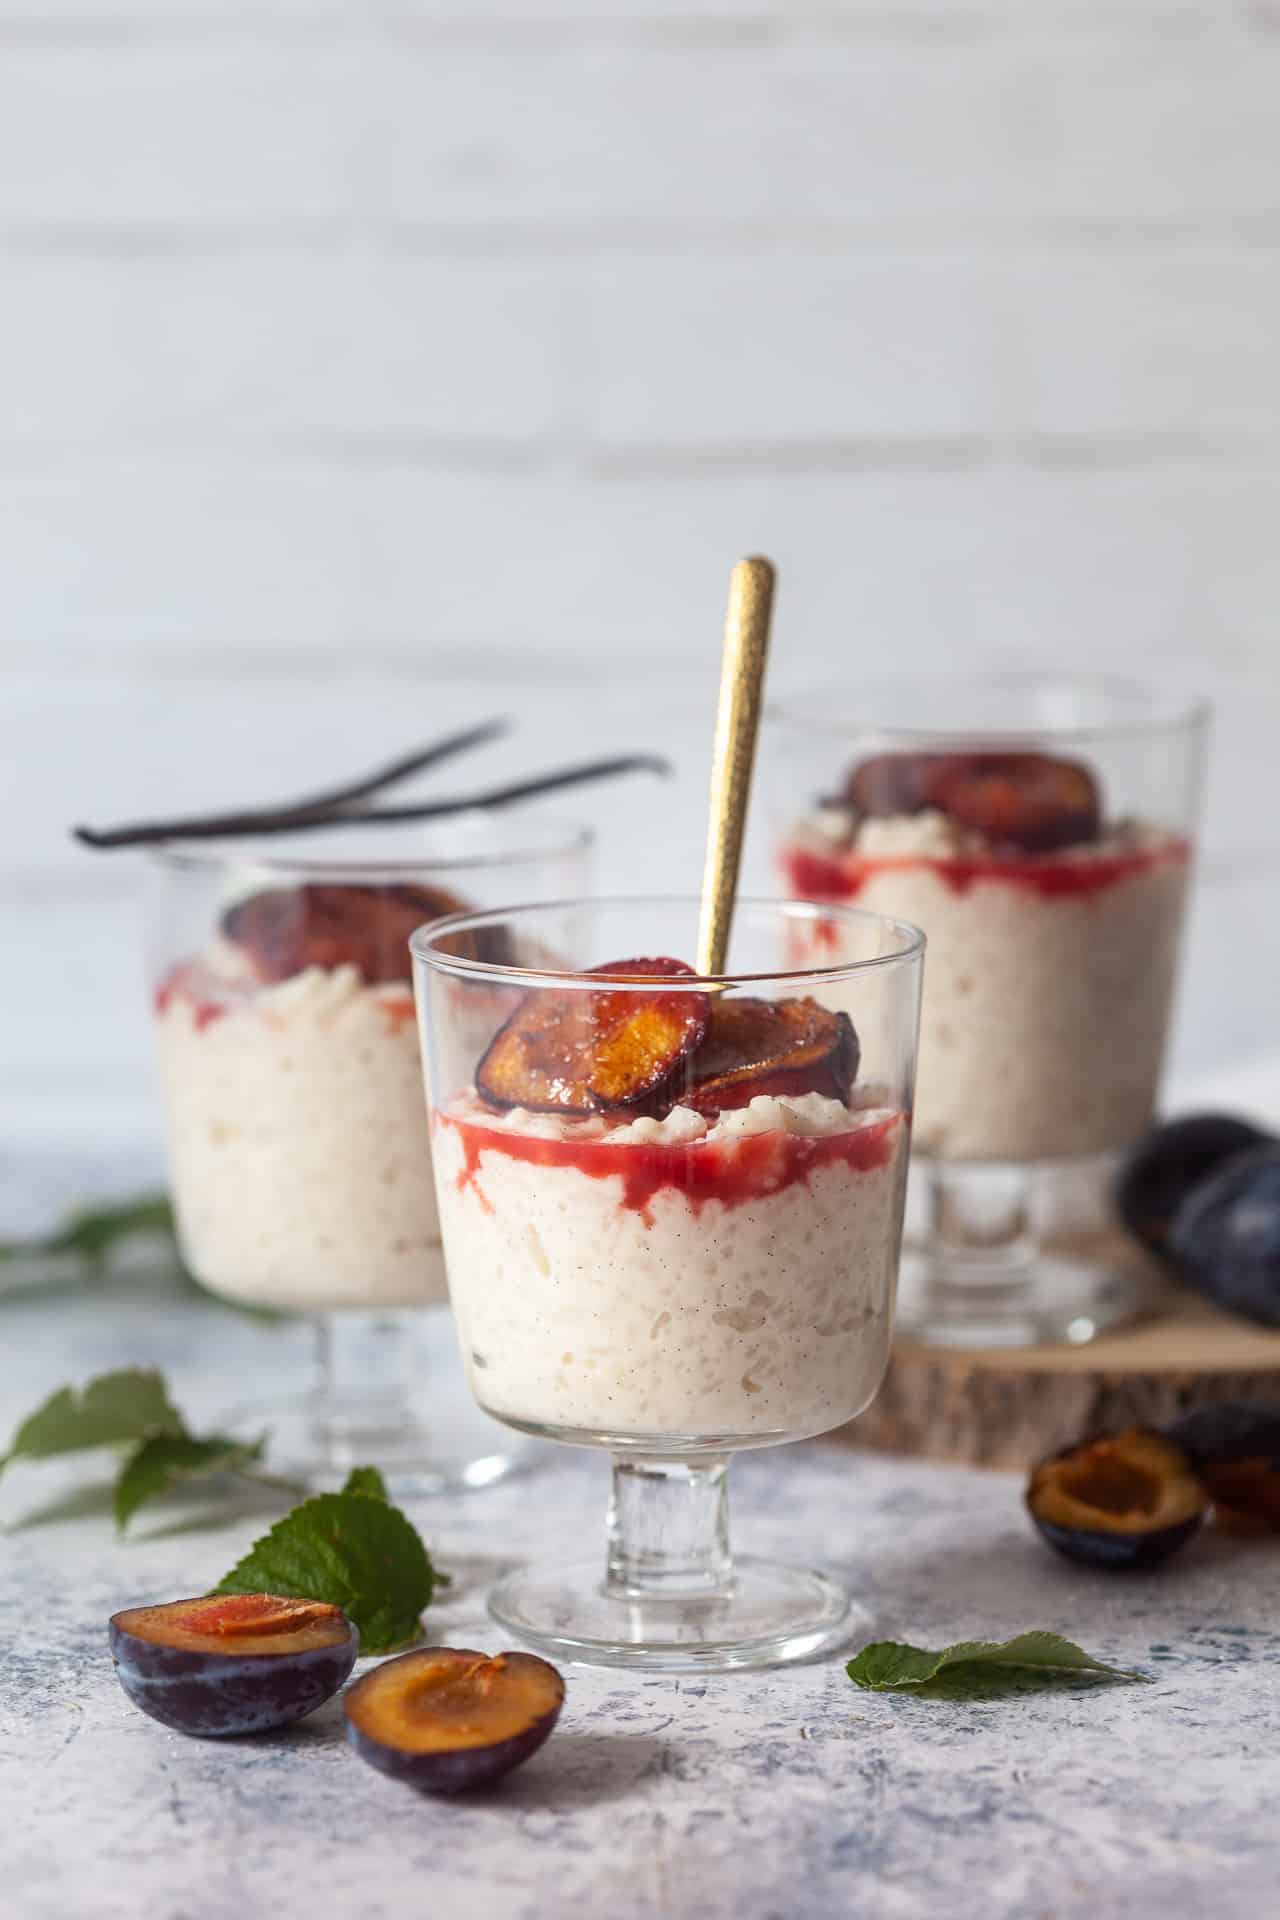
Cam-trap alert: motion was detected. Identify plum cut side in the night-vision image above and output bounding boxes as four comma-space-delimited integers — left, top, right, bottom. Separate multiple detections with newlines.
344, 1646, 564, 1793
109, 1594, 359, 1737
1026, 1430, 1207, 1571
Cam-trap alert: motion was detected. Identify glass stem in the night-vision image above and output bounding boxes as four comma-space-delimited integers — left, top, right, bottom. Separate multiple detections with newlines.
926, 1159, 1037, 1291
310, 1309, 420, 1471
606, 1456, 733, 1601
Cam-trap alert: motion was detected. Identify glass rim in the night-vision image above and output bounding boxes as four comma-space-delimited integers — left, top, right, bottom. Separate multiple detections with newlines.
768, 669, 1210, 747
144, 813, 594, 881
410, 893, 926, 989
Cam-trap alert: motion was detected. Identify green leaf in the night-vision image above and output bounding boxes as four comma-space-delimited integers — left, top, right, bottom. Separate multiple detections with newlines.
847, 1631, 1146, 1698
0, 1194, 175, 1269
1, 1369, 185, 1474
211, 1490, 443, 1654
114, 1431, 266, 1533
340, 1465, 390, 1503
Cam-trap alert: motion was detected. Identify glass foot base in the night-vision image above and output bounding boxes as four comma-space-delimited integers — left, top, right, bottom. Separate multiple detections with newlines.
488, 1554, 863, 1673
895, 1246, 1158, 1348
223, 1397, 533, 1497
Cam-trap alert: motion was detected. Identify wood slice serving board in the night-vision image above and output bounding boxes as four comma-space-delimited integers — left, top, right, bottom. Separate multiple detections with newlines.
847, 1268, 1280, 1471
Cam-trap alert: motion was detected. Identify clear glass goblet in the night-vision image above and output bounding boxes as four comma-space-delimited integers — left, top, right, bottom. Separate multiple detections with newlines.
412, 897, 923, 1671
768, 673, 1207, 1347
146, 814, 592, 1490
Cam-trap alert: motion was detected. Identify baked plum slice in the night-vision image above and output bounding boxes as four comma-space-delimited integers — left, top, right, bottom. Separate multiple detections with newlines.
840, 748, 1101, 853
1115, 1113, 1274, 1262
109, 1594, 358, 1736
344, 1647, 564, 1793
1168, 1145, 1280, 1328
476, 958, 709, 1116
684, 996, 859, 1115
1166, 1402, 1280, 1535
223, 881, 475, 987
1026, 1429, 1206, 1570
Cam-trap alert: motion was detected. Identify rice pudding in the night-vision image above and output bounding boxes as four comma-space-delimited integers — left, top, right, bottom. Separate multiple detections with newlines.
779, 750, 1191, 1163
426, 959, 909, 1445
155, 882, 462, 1312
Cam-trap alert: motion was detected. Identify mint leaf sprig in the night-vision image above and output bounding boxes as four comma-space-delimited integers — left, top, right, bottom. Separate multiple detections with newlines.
847, 1631, 1146, 1699
1, 1368, 275, 1533
212, 1471, 446, 1655
0, 1195, 176, 1270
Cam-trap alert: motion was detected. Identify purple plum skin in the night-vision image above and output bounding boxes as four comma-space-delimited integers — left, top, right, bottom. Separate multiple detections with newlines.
108, 1614, 359, 1737
1029, 1509, 1203, 1571
345, 1704, 562, 1794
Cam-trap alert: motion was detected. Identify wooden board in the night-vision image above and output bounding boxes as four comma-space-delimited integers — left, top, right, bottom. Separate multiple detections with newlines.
847, 1265, 1280, 1471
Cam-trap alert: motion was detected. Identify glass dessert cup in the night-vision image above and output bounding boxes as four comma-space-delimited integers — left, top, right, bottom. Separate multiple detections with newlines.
412, 897, 923, 1671
769, 674, 1207, 1348
146, 813, 592, 1491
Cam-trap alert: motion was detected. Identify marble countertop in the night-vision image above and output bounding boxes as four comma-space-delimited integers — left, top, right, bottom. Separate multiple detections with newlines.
2, 1262, 1277, 1920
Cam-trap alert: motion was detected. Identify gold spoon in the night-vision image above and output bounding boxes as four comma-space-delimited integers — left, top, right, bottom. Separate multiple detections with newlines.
696, 556, 777, 976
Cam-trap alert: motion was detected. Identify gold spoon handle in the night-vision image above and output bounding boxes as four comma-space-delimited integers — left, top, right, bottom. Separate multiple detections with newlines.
696, 557, 776, 976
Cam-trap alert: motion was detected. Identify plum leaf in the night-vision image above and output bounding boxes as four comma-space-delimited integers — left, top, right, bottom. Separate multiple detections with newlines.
212, 1490, 444, 1655
847, 1631, 1146, 1697
1, 1368, 184, 1473
114, 1431, 267, 1533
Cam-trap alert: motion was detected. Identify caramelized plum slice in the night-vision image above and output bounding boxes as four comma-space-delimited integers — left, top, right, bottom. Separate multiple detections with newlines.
109, 1593, 358, 1736
685, 996, 860, 1115
929, 752, 1101, 853
224, 881, 473, 987
842, 751, 954, 819
344, 1647, 564, 1794
476, 957, 709, 1116
1026, 1430, 1206, 1570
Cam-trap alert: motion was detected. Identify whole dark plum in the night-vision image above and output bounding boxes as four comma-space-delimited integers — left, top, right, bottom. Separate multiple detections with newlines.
1115, 1114, 1274, 1262
1168, 1146, 1280, 1327
109, 1594, 358, 1737
1026, 1429, 1207, 1570
344, 1647, 564, 1793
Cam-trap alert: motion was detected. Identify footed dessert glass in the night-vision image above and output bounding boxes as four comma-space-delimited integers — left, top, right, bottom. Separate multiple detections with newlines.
769, 673, 1207, 1347
147, 814, 591, 1490
413, 897, 923, 1671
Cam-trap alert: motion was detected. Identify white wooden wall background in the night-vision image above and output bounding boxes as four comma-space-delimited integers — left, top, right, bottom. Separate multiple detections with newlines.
4, 1, 1279, 1159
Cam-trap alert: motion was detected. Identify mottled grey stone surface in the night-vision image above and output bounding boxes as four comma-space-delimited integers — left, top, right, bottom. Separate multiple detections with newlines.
2, 1267, 1277, 1920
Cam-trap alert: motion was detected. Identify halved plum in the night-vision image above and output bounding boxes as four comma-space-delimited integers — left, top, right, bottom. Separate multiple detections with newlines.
684, 996, 860, 1115
1026, 1429, 1207, 1570
344, 1646, 564, 1793
223, 881, 473, 987
475, 958, 709, 1116
1166, 1402, 1280, 1535
109, 1593, 358, 1736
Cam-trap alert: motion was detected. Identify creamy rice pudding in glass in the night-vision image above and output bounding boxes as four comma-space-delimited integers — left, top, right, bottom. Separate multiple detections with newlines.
148, 815, 591, 1488
412, 897, 922, 1670
770, 674, 1207, 1346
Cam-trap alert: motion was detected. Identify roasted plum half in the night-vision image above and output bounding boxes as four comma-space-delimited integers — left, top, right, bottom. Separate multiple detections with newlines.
223, 881, 477, 987
839, 749, 1101, 853
1166, 1402, 1280, 1535
1116, 1113, 1275, 1262
1026, 1429, 1207, 1570
684, 996, 859, 1115
109, 1594, 358, 1736
344, 1647, 564, 1793
1167, 1146, 1280, 1328
476, 958, 709, 1117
